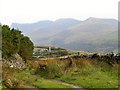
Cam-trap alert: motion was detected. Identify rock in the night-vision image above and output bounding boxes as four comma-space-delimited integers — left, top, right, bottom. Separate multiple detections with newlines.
3, 53, 26, 69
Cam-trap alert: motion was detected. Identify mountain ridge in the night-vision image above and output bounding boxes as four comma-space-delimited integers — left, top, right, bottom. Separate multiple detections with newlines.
11, 17, 118, 53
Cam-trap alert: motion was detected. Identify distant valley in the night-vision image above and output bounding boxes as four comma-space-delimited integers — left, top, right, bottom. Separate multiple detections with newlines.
11, 17, 118, 53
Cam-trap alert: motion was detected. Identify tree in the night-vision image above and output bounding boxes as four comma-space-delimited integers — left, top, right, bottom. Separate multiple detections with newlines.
2, 25, 34, 60
18, 36, 34, 60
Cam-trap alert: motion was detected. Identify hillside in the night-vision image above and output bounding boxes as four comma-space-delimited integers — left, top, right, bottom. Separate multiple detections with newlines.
11, 17, 118, 53
11, 18, 80, 39
49, 17, 118, 52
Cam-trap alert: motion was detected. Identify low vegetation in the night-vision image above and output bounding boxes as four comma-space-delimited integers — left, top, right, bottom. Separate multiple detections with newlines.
2, 64, 71, 88
32, 58, 118, 88
2, 52, 119, 89
1, 25, 33, 60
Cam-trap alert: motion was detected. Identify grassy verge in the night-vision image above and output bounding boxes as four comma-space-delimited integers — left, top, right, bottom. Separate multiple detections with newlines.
36, 58, 118, 88
15, 69, 71, 88
0, 85, 2, 90
33, 79, 71, 88
2, 57, 119, 88
58, 67, 118, 88
2, 66, 72, 88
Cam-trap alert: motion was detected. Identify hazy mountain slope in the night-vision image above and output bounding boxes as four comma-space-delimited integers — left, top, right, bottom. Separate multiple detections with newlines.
11, 18, 80, 39
29, 18, 80, 39
11, 17, 118, 52
45, 18, 118, 52
11, 20, 54, 35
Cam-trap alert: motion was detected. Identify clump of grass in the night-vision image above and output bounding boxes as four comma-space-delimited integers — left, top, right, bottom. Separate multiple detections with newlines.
38, 59, 66, 78
2, 62, 18, 88
74, 58, 93, 68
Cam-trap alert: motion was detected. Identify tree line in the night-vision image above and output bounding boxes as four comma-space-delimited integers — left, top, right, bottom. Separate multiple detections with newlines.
1, 25, 34, 60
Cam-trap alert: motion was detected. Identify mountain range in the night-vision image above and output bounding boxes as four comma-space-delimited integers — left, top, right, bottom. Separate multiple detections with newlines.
11, 17, 118, 53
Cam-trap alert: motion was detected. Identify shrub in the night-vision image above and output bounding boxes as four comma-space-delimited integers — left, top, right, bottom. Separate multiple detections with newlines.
1, 25, 34, 60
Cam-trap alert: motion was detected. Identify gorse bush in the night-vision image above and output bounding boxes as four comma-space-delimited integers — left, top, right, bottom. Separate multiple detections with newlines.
1, 25, 34, 60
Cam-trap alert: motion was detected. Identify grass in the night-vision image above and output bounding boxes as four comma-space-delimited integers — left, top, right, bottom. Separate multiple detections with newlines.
58, 60, 118, 88
36, 58, 118, 88
16, 70, 71, 88
2, 66, 72, 88
58, 68, 118, 88
2, 57, 119, 89
33, 79, 71, 88
0, 85, 2, 90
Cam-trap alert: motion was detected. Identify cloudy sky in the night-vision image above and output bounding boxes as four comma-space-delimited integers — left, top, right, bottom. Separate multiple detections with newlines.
0, 0, 119, 26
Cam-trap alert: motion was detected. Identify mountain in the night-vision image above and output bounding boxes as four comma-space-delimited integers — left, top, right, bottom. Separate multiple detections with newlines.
11, 17, 118, 53
11, 20, 54, 35
11, 18, 80, 39
49, 17, 118, 52
84, 17, 117, 25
